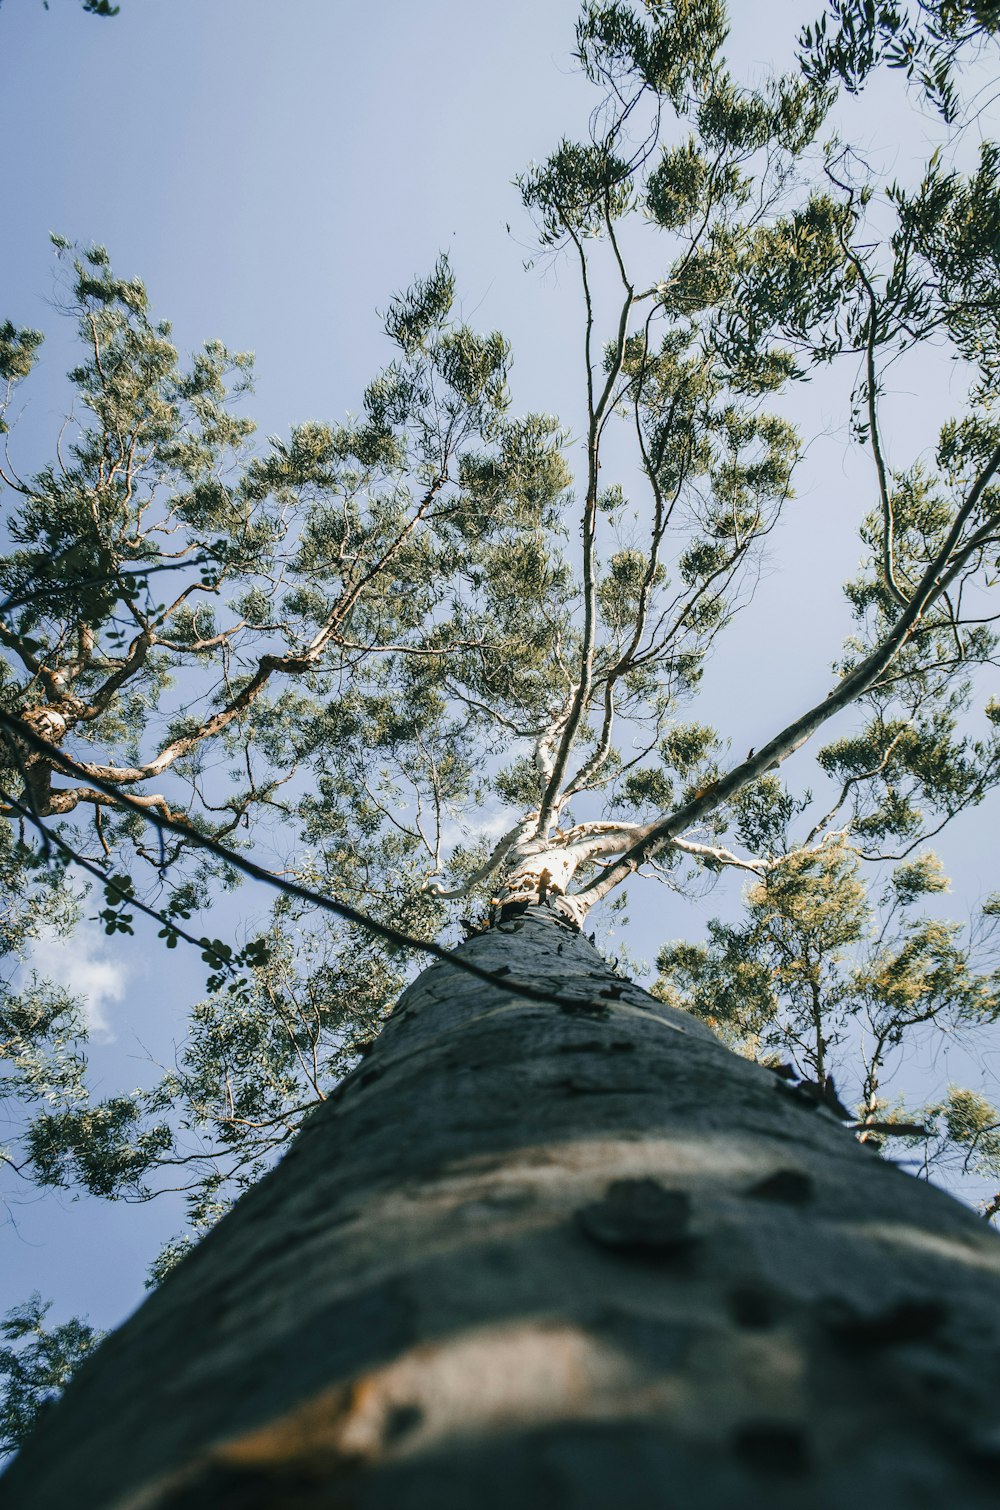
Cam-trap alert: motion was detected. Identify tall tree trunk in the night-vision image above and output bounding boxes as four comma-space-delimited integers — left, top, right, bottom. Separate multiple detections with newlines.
5, 903, 1000, 1509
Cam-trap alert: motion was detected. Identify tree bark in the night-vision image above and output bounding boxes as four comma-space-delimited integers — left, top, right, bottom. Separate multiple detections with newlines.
4, 903, 1000, 1509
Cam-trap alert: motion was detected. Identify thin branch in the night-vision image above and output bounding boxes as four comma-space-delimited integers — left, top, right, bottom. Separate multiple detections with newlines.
579, 437, 1000, 905
0, 710, 615, 1012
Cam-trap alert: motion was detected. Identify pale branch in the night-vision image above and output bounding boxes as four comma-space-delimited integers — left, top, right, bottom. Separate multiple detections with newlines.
14, 784, 179, 821
565, 680, 616, 798
153, 623, 248, 656
561, 819, 646, 862
83, 628, 153, 718
533, 702, 572, 790
666, 835, 769, 875
535, 239, 635, 836
423, 813, 540, 900
563, 351, 686, 799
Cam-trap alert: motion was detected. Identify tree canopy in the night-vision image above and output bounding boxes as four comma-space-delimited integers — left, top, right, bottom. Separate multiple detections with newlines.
2, 0, 1000, 1453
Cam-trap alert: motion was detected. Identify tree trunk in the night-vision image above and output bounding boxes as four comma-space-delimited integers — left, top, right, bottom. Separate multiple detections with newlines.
5, 903, 1000, 1509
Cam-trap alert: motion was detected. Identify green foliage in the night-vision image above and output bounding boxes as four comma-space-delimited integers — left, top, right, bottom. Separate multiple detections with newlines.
800, 0, 1000, 121
890, 142, 1000, 387
656, 847, 1000, 1211
660, 723, 720, 778
646, 139, 710, 230
730, 776, 802, 855
718, 194, 857, 364
0, 237, 583, 1249
384, 257, 455, 355
0, 323, 43, 386
576, 0, 728, 102
146, 1235, 196, 1288
598, 549, 661, 631
891, 851, 949, 904
933, 1086, 1000, 1164
519, 140, 635, 245
0, 1295, 103, 1456
25, 1098, 172, 1199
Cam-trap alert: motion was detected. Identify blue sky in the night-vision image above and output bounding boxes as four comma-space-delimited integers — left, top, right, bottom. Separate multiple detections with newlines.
2, 0, 998, 1337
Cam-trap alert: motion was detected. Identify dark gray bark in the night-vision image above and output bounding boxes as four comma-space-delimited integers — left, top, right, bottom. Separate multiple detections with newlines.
4, 904, 1000, 1509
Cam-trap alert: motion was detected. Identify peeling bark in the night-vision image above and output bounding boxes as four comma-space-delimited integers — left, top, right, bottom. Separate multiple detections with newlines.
4, 906, 1000, 1509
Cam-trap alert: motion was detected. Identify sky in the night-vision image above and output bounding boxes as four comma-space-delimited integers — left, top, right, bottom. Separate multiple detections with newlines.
1, 0, 998, 1340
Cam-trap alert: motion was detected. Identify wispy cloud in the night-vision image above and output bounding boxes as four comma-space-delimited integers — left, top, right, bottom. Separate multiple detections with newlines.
438, 801, 515, 853
28, 928, 130, 1040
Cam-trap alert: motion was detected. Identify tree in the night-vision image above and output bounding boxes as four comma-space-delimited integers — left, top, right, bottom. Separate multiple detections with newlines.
0, 1295, 102, 1458
3, 0, 1000, 1499
656, 843, 1000, 1186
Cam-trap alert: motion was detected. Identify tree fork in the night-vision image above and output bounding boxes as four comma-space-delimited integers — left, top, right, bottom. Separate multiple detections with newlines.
5, 906, 1000, 1509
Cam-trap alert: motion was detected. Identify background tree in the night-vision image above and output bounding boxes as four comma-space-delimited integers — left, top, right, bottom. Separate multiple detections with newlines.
0, 1295, 102, 1457
656, 843, 1000, 1196
2, 0, 1000, 1486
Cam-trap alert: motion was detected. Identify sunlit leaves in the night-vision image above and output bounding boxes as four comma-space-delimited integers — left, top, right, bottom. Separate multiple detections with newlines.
856, 914, 994, 1025
933, 1087, 1000, 1162
890, 851, 949, 904
751, 842, 870, 956
656, 845, 1000, 1174
598, 549, 659, 631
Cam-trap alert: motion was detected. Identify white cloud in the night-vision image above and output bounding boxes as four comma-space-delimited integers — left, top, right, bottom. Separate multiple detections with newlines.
438, 801, 515, 853
28, 928, 130, 1040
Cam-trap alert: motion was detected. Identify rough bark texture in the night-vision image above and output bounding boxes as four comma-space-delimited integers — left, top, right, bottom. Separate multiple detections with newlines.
4, 904, 1000, 1509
